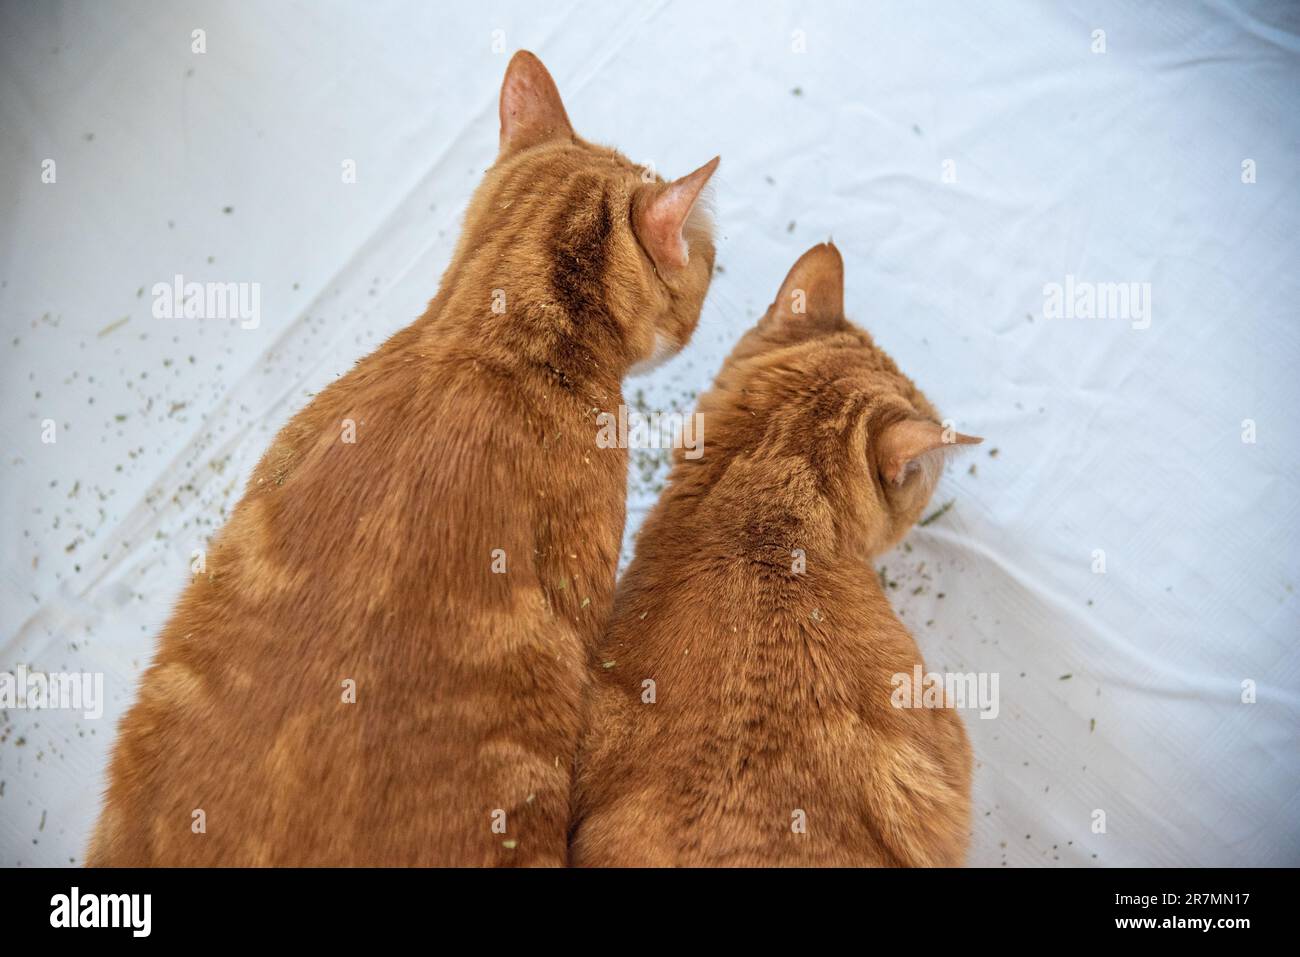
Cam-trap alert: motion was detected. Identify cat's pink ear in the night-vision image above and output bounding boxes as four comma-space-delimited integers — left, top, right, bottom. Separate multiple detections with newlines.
772, 242, 844, 324
633, 156, 720, 272
499, 51, 575, 154
876, 419, 982, 487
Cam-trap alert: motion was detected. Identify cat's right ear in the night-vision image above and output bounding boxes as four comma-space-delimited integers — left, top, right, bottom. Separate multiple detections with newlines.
632, 157, 721, 273
771, 242, 844, 326
499, 51, 575, 154
876, 418, 982, 487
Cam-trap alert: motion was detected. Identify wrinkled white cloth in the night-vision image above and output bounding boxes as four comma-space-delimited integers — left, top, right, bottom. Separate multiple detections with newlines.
2, 0, 1296, 867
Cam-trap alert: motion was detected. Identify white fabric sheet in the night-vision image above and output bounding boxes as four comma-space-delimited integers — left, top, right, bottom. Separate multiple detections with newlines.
2, 0, 1297, 867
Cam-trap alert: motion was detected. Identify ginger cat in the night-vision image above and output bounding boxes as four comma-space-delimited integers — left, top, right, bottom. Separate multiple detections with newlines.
572, 243, 978, 867
88, 51, 719, 866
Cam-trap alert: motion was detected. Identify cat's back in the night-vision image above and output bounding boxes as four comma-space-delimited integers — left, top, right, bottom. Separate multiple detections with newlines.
88, 337, 595, 867
575, 511, 971, 867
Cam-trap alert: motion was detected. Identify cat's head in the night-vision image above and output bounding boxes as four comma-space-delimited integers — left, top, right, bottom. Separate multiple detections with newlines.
694, 242, 981, 556
459, 51, 718, 378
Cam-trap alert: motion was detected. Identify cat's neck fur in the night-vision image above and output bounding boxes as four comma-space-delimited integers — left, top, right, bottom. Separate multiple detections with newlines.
413, 154, 643, 400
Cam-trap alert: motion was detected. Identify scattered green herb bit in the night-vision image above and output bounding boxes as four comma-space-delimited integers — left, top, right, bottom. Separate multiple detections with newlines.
918, 500, 954, 527
1059, 673, 1072, 681
97, 316, 130, 338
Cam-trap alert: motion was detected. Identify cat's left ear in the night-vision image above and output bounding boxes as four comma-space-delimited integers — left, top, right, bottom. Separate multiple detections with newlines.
876, 418, 982, 487
633, 156, 720, 273
772, 242, 844, 325
499, 51, 575, 153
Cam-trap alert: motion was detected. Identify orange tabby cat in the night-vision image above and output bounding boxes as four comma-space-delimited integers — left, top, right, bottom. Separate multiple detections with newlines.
88, 51, 719, 866
572, 243, 978, 867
